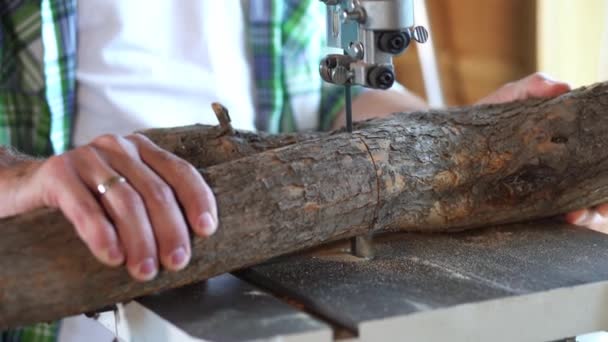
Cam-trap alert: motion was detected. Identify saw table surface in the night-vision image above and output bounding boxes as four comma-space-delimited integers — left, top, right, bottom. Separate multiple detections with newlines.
109, 220, 608, 341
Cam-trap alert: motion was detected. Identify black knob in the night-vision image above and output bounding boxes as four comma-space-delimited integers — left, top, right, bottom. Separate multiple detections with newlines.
377, 31, 411, 55
368, 66, 395, 89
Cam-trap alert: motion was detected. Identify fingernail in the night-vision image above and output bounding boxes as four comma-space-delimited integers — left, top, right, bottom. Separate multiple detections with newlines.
596, 205, 608, 218
137, 258, 158, 280
169, 247, 189, 270
574, 210, 591, 225
537, 72, 557, 83
543, 78, 558, 85
198, 212, 217, 236
538, 73, 571, 89
106, 245, 124, 265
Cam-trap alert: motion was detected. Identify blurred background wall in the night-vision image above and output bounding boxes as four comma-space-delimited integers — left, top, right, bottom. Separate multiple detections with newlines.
395, 0, 608, 106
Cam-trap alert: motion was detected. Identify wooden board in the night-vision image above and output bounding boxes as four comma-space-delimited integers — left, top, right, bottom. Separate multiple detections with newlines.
237, 220, 608, 341
121, 220, 608, 341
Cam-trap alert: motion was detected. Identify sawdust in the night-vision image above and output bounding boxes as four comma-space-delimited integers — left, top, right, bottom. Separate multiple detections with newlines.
453, 229, 516, 248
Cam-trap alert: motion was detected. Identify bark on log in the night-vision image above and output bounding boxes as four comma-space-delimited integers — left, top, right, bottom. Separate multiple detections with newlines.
2, 83, 608, 328
140, 124, 326, 168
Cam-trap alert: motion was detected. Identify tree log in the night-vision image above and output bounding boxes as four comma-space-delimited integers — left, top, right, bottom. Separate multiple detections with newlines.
2, 82, 608, 328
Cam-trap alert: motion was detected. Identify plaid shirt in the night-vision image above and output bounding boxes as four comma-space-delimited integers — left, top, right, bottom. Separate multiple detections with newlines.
1, 0, 352, 340
0, 0, 350, 157
0, 0, 76, 156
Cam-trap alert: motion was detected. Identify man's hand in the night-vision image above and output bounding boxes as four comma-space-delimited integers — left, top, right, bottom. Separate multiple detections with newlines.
476, 72, 571, 105
477, 72, 608, 232
0, 134, 218, 281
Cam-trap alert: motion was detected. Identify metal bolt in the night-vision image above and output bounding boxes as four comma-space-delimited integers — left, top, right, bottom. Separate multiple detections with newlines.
347, 41, 365, 60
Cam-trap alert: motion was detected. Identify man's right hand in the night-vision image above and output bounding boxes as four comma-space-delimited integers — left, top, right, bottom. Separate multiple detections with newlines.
0, 134, 218, 282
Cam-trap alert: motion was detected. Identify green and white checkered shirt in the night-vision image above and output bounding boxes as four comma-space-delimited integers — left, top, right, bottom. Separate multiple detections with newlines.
0, 0, 351, 156
0, 0, 76, 156
1, 0, 353, 340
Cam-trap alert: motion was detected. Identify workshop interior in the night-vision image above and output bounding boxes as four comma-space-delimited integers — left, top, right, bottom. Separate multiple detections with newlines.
398, 0, 608, 107
2, 0, 608, 341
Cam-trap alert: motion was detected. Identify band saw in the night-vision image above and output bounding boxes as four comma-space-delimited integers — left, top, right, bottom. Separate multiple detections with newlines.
85, 1, 608, 341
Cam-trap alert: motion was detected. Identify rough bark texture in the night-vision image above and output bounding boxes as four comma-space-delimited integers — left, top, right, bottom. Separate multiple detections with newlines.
141, 124, 326, 169
2, 82, 608, 328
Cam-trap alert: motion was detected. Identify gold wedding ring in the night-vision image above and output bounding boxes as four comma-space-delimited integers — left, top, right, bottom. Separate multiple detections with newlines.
97, 176, 127, 195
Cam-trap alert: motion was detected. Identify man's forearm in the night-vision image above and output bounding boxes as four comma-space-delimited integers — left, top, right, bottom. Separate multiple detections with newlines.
0, 146, 42, 217
332, 88, 429, 130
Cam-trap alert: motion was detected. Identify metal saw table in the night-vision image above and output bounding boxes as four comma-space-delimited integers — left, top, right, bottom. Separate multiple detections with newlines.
97, 220, 608, 341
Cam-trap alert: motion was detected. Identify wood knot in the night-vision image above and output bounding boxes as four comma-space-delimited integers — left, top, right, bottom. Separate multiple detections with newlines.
498, 165, 558, 200
551, 136, 568, 144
